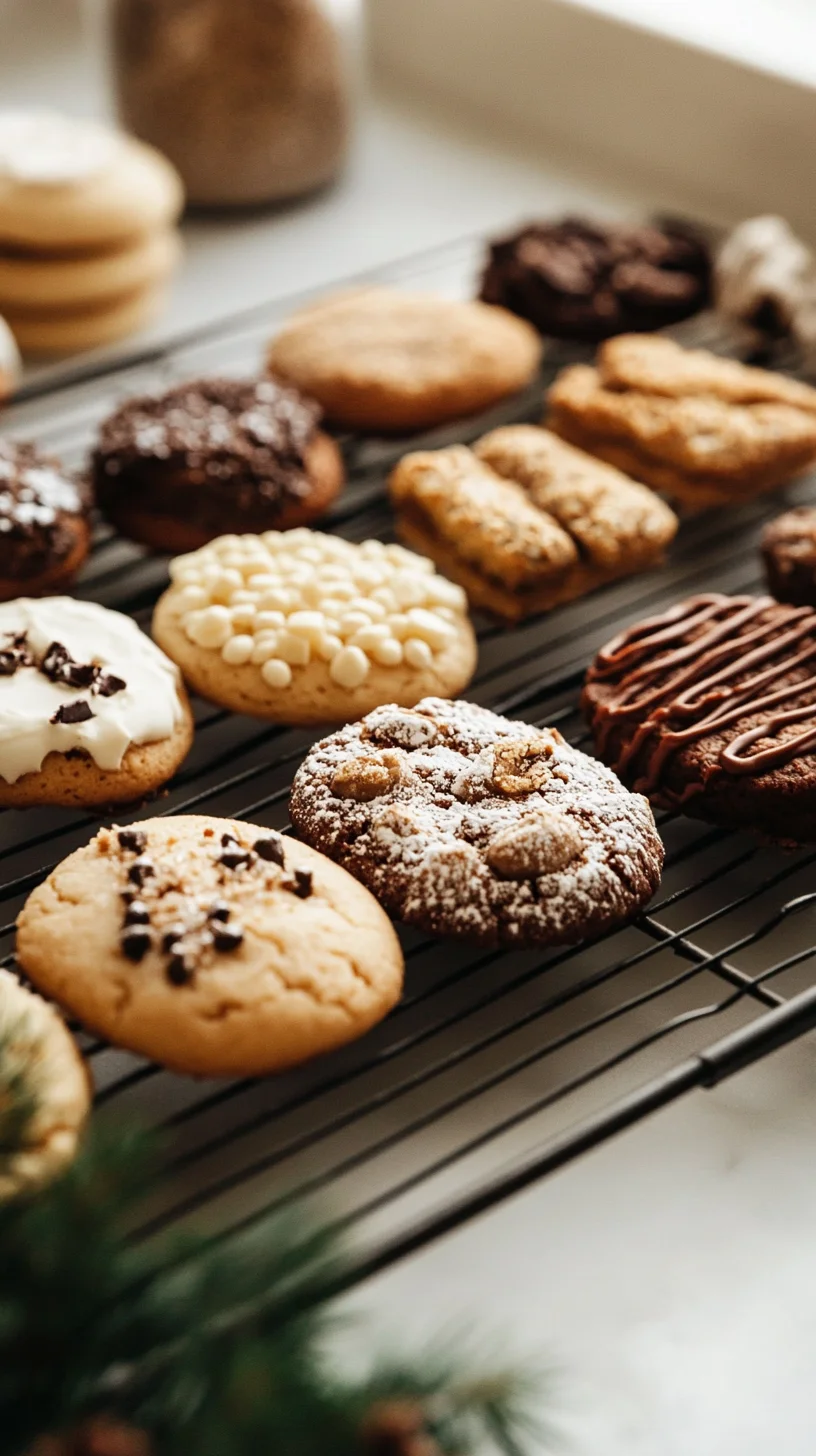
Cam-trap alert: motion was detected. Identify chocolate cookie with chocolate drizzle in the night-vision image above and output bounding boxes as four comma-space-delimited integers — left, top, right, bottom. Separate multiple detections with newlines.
0, 440, 90, 599
583, 592, 816, 843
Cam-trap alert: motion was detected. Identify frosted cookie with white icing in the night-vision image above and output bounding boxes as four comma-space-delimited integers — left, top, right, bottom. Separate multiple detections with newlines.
16, 815, 404, 1077
0, 316, 20, 402
152, 529, 477, 726
290, 697, 664, 947
0, 440, 91, 599
0, 968, 91, 1200
0, 597, 193, 807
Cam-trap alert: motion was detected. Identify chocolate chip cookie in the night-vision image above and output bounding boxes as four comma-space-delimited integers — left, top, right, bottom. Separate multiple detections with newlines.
93, 376, 344, 552
583, 592, 816, 842
290, 698, 664, 947
16, 814, 404, 1077
762, 506, 816, 606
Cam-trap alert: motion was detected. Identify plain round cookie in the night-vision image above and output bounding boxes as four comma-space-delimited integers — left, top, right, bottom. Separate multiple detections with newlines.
0, 118, 184, 251
6, 283, 168, 357
289, 697, 664, 947
267, 286, 543, 432
0, 968, 91, 1200
0, 229, 181, 312
16, 815, 404, 1077
0, 315, 20, 400
152, 529, 478, 726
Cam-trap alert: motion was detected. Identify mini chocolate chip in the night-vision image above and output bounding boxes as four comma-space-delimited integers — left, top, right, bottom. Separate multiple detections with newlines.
121, 928, 152, 962
167, 956, 194, 987
162, 925, 186, 953
124, 900, 150, 926
221, 832, 239, 846
253, 834, 285, 867
219, 848, 254, 871
50, 700, 94, 725
207, 901, 231, 922
63, 662, 99, 689
128, 857, 155, 887
285, 868, 313, 899
213, 923, 244, 952
117, 829, 147, 854
96, 672, 126, 697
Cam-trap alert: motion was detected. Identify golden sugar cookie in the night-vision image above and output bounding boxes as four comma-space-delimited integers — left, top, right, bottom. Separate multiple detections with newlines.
0, 228, 181, 313
16, 815, 404, 1077
153, 528, 477, 726
267, 286, 542, 432
5, 282, 168, 357
0, 596, 193, 807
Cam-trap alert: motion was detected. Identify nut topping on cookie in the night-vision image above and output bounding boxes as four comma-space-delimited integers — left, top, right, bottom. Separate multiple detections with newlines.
490, 736, 558, 795
486, 810, 584, 878
331, 752, 402, 801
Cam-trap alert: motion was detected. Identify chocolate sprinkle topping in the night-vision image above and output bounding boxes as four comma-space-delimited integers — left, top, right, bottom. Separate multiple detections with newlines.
286, 869, 313, 899
207, 901, 231, 922
128, 856, 155, 887
123, 899, 151, 925
219, 847, 255, 871
50, 699, 94, 725
40, 640, 127, 698
118, 828, 147, 853
253, 834, 285, 867
96, 672, 127, 697
121, 928, 152, 962
167, 956, 194, 987
212, 923, 244, 952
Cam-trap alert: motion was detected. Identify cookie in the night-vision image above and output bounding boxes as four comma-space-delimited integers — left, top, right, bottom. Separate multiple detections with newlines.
0, 597, 193, 807
0, 315, 20, 402
389, 430, 676, 621
761, 506, 816, 606
480, 216, 711, 341
548, 335, 816, 511
0, 968, 91, 1200
266, 286, 542, 432
715, 215, 816, 351
290, 698, 664, 947
16, 814, 404, 1077
0, 228, 182, 313
153, 529, 477, 725
5, 282, 169, 358
0, 111, 184, 251
93, 376, 344, 552
0, 441, 91, 598
583, 592, 816, 843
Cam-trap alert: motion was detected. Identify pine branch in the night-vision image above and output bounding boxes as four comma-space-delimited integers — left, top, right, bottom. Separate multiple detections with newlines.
0, 1014, 40, 1161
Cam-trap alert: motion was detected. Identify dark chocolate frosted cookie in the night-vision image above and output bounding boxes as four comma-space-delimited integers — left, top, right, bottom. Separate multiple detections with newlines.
583, 592, 816, 843
479, 217, 711, 342
92, 375, 344, 552
762, 506, 816, 606
290, 697, 663, 947
0, 440, 90, 599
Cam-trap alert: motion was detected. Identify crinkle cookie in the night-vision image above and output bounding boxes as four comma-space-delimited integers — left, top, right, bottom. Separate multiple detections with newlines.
153, 529, 477, 725
0, 440, 91, 599
547, 334, 816, 511
290, 697, 664, 947
0, 968, 91, 1200
267, 286, 542, 433
16, 815, 404, 1077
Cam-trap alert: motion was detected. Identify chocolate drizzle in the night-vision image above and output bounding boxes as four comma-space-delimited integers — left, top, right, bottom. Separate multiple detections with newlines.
587, 593, 816, 796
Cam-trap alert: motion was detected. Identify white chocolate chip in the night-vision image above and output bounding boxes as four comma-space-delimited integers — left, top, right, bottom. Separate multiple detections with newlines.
287, 610, 327, 642
222, 634, 255, 665
405, 607, 455, 649
258, 589, 293, 613
404, 637, 433, 669
352, 623, 392, 650
184, 605, 233, 648
251, 635, 280, 664
315, 632, 343, 661
371, 637, 403, 667
229, 603, 257, 629
330, 645, 370, 688
261, 658, 293, 688
276, 630, 311, 667
339, 610, 372, 637
371, 587, 398, 613
391, 571, 427, 608
254, 609, 285, 631
177, 584, 207, 611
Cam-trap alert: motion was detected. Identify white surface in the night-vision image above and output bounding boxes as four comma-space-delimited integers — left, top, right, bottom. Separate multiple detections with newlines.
4, 11, 816, 1455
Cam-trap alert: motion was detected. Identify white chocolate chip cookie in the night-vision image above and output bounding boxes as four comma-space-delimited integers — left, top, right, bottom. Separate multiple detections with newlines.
153, 529, 478, 725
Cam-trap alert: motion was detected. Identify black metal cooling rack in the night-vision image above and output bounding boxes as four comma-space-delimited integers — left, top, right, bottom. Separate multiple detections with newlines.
4, 232, 816, 1303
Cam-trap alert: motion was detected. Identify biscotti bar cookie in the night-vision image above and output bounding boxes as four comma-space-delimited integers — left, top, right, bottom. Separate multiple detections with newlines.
583, 592, 816, 843
290, 698, 664, 947
153, 528, 477, 724
0, 440, 91, 598
762, 506, 816, 606
548, 334, 816, 511
16, 815, 404, 1077
0, 597, 193, 807
93, 376, 344, 552
480, 217, 710, 341
0, 968, 91, 1200
266, 286, 542, 432
389, 431, 676, 621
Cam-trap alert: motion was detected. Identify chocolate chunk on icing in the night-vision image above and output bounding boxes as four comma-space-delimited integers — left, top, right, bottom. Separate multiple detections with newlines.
587, 592, 816, 791
50, 699, 94, 725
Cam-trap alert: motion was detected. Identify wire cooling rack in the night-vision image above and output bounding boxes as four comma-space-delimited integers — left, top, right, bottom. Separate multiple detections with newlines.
5, 233, 816, 1299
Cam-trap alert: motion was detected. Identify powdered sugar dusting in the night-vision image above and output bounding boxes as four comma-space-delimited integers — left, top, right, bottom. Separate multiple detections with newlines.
290, 697, 664, 947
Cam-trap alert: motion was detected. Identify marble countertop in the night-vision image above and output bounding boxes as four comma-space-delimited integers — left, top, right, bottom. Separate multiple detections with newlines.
3, 10, 816, 1453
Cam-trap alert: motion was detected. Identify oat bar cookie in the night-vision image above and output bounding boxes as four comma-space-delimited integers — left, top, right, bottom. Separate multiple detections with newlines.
16, 814, 404, 1077
290, 698, 664, 947
548, 335, 816, 511
389, 431, 676, 621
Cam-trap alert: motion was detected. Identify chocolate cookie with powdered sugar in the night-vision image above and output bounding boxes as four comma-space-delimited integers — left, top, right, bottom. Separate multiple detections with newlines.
289, 697, 664, 947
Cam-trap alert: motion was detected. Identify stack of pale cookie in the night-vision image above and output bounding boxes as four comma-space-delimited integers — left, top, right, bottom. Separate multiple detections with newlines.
0, 110, 183, 356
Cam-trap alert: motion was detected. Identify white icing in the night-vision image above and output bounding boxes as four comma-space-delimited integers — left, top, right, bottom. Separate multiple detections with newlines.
0, 598, 184, 783
716, 215, 816, 349
0, 111, 119, 187
168, 529, 469, 692
0, 318, 20, 396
